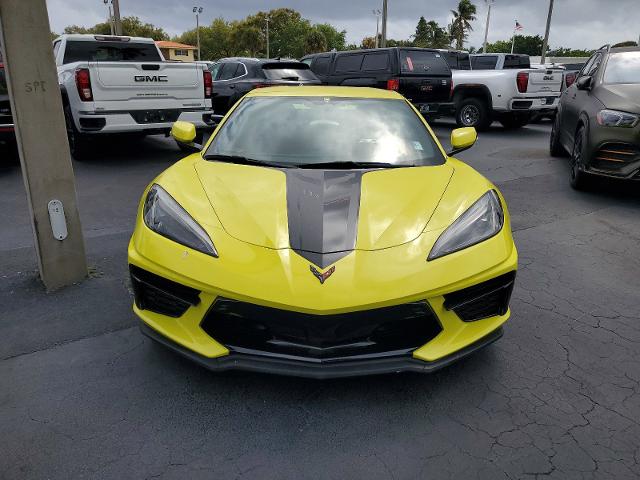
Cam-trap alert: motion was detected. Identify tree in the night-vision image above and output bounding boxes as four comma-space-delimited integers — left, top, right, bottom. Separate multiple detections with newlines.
360, 36, 376, 49
177, 18, 234, 60
64, 16, 169, 40
425, 21, 450, 49
449, 0, 477, 50
230, 21, 264, 57
413, 16, 430, 48
304, 28, 328, 54
547, 46, 594, 57
314, 23, 346, 51
242, 9, 312, 58
387, 39, 414, 47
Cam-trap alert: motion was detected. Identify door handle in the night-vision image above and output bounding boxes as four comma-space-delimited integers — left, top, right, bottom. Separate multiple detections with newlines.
229, 85, 236, 89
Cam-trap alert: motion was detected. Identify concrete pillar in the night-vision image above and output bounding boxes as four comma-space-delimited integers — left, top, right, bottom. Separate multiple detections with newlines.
0, 0, 88, 291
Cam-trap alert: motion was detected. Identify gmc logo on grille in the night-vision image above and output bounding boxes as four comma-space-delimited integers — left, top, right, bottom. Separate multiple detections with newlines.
134, 75, 168, 82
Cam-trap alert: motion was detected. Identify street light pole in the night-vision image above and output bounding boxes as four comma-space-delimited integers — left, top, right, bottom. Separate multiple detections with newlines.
112, 0, 122, 35
381, 0, 388, 48
103, 0, 114, 36
193, 7, 203, 61
373, 9, 381, 48
265, 17, 270, 58
541, 0, 554, 64
483, 0, 494, 53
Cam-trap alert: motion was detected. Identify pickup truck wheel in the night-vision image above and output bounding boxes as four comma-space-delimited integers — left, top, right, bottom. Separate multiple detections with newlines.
500, 113, 530, 129
63, 104, 91, 160
549, 114, 567, 157
455, 98, 491, 131
570, 126, 591, 190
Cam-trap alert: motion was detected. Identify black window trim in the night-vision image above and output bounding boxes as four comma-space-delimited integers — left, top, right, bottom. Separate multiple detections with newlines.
216, 62, 248, 82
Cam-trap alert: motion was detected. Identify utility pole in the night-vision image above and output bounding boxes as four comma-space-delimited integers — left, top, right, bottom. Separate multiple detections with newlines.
193, 7, 203, 61
381, 0, 388, 48
373, 9, 381, 48
265, 17, 270, 58
112, 0, 122, 35
0, 0, 88, 291
104, 0, 115, 36
483, 0, 494, 53
541, 0, 554, 64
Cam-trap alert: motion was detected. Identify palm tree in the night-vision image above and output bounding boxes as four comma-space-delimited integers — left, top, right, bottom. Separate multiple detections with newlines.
450, 0, 477, 50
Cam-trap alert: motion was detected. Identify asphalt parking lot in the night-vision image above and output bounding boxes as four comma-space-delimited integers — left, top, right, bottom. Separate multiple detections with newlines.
1, 121, 639, 479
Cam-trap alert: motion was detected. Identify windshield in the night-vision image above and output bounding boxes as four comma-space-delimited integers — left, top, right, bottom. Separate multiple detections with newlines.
63, 41, 162, 64
603, 51, 640, 84
204, 96, 445, 168
471, 55, 498, 70
262, 67, 317, 81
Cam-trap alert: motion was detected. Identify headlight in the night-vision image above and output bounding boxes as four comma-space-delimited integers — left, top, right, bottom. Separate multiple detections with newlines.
143, 184, 218, 257
596, 109, 639, 128
428, 190, 503, 261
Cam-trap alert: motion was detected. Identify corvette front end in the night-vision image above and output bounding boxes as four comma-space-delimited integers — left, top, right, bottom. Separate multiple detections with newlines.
128, 86, 517, 378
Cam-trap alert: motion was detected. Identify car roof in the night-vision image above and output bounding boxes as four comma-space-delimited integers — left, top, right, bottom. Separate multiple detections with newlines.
608, 46, 640, 53
245, 85, 403, 100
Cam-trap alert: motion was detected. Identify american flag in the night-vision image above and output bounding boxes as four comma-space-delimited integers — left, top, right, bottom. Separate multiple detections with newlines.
515, 20, 524, 31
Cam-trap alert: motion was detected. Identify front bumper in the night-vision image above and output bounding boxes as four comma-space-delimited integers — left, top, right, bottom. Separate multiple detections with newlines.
141, 321, 504, 379
128, 210, 518, 377
583, 125, 640, 180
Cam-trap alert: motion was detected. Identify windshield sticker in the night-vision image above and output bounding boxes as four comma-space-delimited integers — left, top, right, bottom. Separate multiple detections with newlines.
413, 141, 424, 151
292, 103, 311, 109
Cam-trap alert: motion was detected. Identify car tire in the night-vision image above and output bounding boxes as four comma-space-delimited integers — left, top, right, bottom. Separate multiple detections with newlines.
549, 114, 566, 157
64, 104, 91, 160
455, 98, 491, 131
499, 113, 530, 129
570, 126, 591, 190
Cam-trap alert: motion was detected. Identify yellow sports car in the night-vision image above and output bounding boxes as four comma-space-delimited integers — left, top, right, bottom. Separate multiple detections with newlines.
128, 86, 517, 378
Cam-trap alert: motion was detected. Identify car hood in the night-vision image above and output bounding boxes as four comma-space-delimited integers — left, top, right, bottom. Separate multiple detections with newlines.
194, 161, 454, 266
596, 84, 640, 114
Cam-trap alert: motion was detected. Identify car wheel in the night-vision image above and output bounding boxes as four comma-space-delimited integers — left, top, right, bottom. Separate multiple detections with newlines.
456, 98, 491, 131
549, 114, 566, 157
64, 104, 91, 160
500, 113, 529, 129
570, 126, 591, 190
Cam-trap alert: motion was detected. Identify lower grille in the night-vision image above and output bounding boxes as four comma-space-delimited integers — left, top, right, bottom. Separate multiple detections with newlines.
130, 265, 201, 318
201, 299, 442, 362
444, 271, 516, 322
593, 143, 639, 171
130, 109, 181, 124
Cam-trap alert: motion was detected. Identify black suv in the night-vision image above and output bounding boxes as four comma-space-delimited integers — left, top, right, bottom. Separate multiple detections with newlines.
301, 48, 453, 118
209, 58, 321, 114
550, 46, 640, 189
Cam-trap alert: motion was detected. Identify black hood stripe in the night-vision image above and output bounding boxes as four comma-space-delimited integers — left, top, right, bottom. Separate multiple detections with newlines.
284, 170, 363, 269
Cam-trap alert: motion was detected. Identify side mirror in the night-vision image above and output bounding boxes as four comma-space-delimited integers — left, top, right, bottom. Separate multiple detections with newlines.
447, 127, 477, 156
171, 121, 201, 152
575, 75, 592, 91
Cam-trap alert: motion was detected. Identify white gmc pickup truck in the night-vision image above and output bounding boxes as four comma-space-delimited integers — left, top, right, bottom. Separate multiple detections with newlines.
53, 34, 215, 157
452, 53, 563, 130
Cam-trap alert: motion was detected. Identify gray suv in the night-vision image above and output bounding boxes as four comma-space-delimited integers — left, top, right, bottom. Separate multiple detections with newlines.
550, 46, 640, 189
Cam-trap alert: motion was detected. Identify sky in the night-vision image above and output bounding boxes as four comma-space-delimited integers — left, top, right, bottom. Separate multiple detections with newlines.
46, 0, 639, 51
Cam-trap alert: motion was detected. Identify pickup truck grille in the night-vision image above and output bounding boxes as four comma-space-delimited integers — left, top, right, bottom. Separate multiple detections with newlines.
130, 109, 181, 124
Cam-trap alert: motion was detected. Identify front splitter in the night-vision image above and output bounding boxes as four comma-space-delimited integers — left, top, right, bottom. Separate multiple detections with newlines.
140, 322, 503, 379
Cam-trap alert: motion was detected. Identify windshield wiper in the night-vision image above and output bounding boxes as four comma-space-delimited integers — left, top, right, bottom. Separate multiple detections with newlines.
203, 154, 296, 169
297, 161, 407, 170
